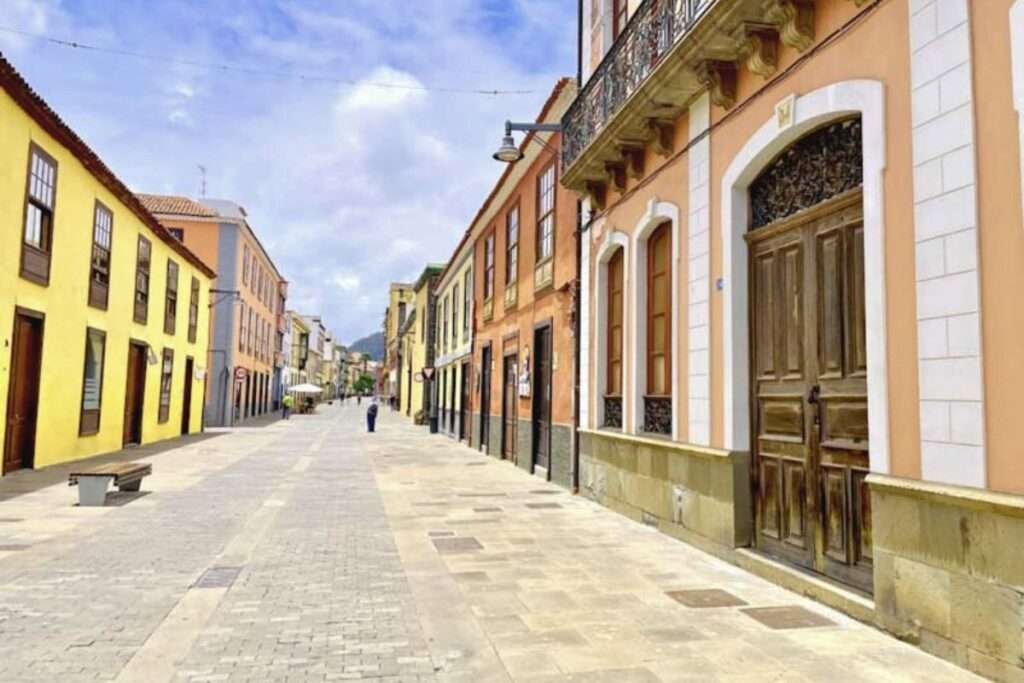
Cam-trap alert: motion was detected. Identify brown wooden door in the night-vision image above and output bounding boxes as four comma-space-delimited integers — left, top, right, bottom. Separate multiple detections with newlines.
502, 355, 518, 461
479, 347, 492, 450
749, 193, 871, 592
4, 311, 44, 474
181, 357, 194, 435
123, 342, 147, 446
532, 326, 552, 472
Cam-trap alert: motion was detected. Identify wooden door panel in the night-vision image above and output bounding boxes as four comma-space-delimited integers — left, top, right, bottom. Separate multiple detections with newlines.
820, 465, 850, 564
782, 458, 808, 549
781, 245, 804, 379
817, 229, 845, 381
758, 456, 781, 540
754, 252, 776, 380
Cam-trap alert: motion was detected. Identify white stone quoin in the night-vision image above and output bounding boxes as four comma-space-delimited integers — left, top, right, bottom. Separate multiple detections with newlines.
908, 0, 986, 488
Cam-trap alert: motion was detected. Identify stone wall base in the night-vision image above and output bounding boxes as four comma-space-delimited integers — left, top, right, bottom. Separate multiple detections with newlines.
869, 474, 1024, 683
579, 429, 751, 551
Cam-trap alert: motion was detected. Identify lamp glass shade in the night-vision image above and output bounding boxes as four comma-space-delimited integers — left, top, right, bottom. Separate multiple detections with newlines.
493, 135, 524, 163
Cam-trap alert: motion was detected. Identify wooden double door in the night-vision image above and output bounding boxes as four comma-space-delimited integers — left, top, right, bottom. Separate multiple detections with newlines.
749, 192, 872, 593
502, 354, 517, 462
479, 346, 492, 451
532, 325, 552, 472
4, 310, 45, 474
123, 341, 148, 446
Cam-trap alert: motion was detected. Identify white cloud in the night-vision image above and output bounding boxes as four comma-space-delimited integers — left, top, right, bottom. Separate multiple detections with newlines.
338, 66, 427, 113
332, 273, 361, 292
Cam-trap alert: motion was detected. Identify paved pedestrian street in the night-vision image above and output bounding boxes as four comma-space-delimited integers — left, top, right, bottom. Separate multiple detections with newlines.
0, 405, 979, 682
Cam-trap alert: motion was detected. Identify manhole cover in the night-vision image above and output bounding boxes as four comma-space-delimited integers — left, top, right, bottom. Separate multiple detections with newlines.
741, 606, 835, 629
432, 537, 483, 555
457, 492, 507, 498
466, 462, 488, 467
428, 531, 455, 537
526, 502, 562, 509
473, 507, 502, 513
666, 589, 748, 608
193, 566, 242, 589
0, 518, 24, 523
530, 490, 560, 495
0, 544, 30, 551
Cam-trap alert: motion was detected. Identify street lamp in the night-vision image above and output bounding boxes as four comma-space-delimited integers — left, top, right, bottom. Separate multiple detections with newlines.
492, 120, 562, 163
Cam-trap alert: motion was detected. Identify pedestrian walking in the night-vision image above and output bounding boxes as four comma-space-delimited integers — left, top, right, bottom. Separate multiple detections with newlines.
357, 395, 362, 406
367, 399, 378, 433
282, 393, 294, 420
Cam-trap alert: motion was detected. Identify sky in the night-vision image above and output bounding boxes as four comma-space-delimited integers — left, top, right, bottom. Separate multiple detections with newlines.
1, 0, 577, 345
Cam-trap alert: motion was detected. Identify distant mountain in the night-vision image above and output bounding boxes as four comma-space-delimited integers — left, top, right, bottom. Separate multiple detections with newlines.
348, 331, 384, 361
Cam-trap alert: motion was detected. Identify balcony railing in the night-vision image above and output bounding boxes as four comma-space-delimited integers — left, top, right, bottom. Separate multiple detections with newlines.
562, 0, 715, 171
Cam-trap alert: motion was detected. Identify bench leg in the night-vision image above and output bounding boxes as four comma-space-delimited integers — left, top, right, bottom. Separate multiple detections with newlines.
118, 480, 141, 492
78, 477, 112, 506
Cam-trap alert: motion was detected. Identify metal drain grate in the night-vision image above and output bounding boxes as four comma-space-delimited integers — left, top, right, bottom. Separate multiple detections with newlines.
193, 566, 242, 589
0, 544, 30, 551
666, 589, 748, 608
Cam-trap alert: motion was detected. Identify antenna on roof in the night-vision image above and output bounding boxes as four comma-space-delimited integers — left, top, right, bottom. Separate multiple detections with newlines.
197, 164, 207, 197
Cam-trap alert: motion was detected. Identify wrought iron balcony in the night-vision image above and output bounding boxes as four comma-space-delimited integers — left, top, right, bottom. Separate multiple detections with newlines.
560, 0, 825, 195
562, 0, 716, 174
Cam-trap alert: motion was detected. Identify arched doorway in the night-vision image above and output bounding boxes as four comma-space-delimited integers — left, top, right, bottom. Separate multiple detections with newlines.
746, 117, 872, 593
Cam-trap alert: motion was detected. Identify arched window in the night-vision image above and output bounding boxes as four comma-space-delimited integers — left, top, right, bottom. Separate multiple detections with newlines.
604, 248, 624, 428
644, 222, 671, 434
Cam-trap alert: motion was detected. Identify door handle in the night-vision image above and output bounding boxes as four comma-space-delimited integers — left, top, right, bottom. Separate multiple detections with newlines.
807, 384, 821, 427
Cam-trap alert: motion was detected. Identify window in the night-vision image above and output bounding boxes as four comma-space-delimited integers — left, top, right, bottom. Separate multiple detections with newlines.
88, 201, 113, 309
239, 302, 247, 353
452, 285, 459, 340
420, 306, 425, 342
158, 348, 174, 423
188, 277, 200, 343
134, 236, 152, 324
243, 246, 250, 285
607, 249, 624, 396
79, 328, 106, 436
506, 205, 519, 284
463, 269, 471, 339
613, 0, 629, 38
536, 163, 556, 262
164, 260, 179, 335
21, 144, 58, 284
248, 307, 255, 355
168, 227, 185, 241
484, 233, 495, 299
647, 223, 672, 396
443, 296, 449, 352
398, 302, 407, 329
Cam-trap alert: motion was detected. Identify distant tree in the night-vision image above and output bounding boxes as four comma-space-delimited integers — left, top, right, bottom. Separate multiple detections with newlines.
353, 373, 375, 395
361, 352, 371, 361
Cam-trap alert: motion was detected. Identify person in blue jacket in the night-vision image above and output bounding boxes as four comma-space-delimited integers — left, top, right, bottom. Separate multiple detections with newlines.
367, 399, 379, 433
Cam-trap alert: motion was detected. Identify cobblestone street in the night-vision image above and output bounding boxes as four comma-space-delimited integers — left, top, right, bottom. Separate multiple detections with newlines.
0, 405, 979, 682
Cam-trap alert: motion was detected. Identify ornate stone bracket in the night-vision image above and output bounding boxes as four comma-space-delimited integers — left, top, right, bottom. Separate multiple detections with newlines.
617, 143, 646, 180
605, 162, 626, 192
763, 0, 815, 53
694, 61, 737, 110
732, 23, 779, 79
585, 180, 607, 211
646, 119, 675, 158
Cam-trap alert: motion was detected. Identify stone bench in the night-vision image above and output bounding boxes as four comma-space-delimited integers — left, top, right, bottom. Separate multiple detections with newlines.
68, 462, 152, 506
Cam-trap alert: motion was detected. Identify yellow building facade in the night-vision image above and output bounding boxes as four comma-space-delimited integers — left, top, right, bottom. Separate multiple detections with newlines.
433, 243, 473, 442
400, 264, 443, 422
382, 283, 413, 407
0, 56, 215, 473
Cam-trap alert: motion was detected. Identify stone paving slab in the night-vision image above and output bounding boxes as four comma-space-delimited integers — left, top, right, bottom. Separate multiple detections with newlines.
0, 404, 982, 682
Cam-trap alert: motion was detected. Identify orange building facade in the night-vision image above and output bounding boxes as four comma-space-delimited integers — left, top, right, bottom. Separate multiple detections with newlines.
138, 195, 287, 426
470, 80, 579, 486
569, 1, 1024, 679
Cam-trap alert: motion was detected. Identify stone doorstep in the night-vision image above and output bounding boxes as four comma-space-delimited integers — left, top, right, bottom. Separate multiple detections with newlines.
734, 549, 876, 626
